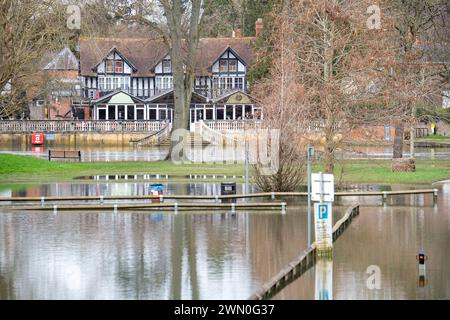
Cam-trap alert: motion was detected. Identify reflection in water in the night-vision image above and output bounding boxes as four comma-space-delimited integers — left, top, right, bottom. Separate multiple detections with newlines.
74, 174, 245, 181
8, 182, 249, 200
0, 181, 449, 299
1, 143, 450, 162
0, 211, 258, 299
0, 145, 168, 162
315, 258, 333, 300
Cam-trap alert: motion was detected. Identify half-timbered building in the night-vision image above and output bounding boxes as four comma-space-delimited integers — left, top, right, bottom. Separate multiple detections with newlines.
79, 23, 262, 129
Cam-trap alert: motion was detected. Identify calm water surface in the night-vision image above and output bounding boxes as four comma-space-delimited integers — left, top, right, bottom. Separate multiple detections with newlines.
0, 181, 449, 299
1, 144, 449, 162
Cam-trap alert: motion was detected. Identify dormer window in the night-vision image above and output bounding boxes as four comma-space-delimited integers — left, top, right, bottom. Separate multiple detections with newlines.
162, 60, 171, 73
219, 58, 238, 73
105, 60, 124, 74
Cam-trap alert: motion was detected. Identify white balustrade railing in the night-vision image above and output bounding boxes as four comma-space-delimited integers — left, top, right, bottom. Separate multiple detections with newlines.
0, 119, 341, 134
204, 120, 263, 132
0, 120, 165, 133
203, 120, 327, 132
133, 121, 172, 146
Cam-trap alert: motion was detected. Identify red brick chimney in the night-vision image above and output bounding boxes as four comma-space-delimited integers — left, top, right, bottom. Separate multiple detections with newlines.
255, 18, 263, 36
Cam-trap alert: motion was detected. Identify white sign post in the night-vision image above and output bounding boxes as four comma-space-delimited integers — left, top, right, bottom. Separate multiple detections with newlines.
311, 173, 334, 202
314, 203, 333, 252
312, 172, 334, 255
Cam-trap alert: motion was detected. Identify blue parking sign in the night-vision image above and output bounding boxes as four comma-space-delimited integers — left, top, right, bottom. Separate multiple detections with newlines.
318, 204, 328, 219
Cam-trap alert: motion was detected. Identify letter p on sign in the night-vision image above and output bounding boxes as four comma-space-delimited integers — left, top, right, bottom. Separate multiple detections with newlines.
318, 204, 328, 219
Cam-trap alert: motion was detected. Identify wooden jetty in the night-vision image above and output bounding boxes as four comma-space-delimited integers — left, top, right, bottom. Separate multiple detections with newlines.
9, 202, 288, 214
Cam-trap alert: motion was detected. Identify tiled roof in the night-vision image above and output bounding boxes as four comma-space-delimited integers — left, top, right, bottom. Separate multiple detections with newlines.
79, 36, 255, 77
43, 47, 79, 70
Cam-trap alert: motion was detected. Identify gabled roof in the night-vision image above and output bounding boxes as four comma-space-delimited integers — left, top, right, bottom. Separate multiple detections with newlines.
210, 46, 248, 69
80, 36, 255, 77
212, 89, 256, 104
149, 54, 170, 73
80, 38, 168, 77
195, 38, 254, 76
92, 47, 138, 72
92, 90, 146, 104
43, 47, 79, 71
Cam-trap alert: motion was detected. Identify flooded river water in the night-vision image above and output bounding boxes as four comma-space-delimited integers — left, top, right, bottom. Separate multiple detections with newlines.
1, 144, 450, 162
0, 181, 449, 299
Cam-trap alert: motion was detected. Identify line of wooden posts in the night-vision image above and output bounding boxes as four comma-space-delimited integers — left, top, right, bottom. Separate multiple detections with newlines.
0, 189, 439, 210
248, 205, 361, 300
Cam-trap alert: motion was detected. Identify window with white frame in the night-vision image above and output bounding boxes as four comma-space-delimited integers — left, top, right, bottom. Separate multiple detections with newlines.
97, 106, 107, 120
236, 77, 243, 90
212, 77, 245, 91
99, 78, 104, 90
156, 76, 173, 91
106, 78, 112, 90
98, 76, 130, 91
226, 78, 233, 89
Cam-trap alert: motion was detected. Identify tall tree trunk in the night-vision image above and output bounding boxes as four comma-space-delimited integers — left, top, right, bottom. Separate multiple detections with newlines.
324, 143, 334, 173
162, 0, 202, 161
393, 123, 404, 158
322, 17, 335, 174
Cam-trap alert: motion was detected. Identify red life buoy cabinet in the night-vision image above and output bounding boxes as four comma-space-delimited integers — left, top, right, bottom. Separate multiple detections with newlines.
31, 133, 44, 145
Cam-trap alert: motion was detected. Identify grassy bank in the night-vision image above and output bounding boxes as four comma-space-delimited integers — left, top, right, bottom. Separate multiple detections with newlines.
0, 154, 448, 185
418, 134, 450, 141
326, 160, 449, 185
416, 134, 450, 146
0, 154, 244, 183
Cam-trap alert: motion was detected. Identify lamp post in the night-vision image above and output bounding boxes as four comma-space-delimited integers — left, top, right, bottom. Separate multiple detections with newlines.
307, 145, 314, 247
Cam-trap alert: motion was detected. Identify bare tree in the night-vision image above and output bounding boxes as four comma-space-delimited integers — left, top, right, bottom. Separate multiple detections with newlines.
0, 0, 70, 118
252, 1, 306, 191
114, 1, 205, 160
384, 0, 449, 159
255, 0, 395, 174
